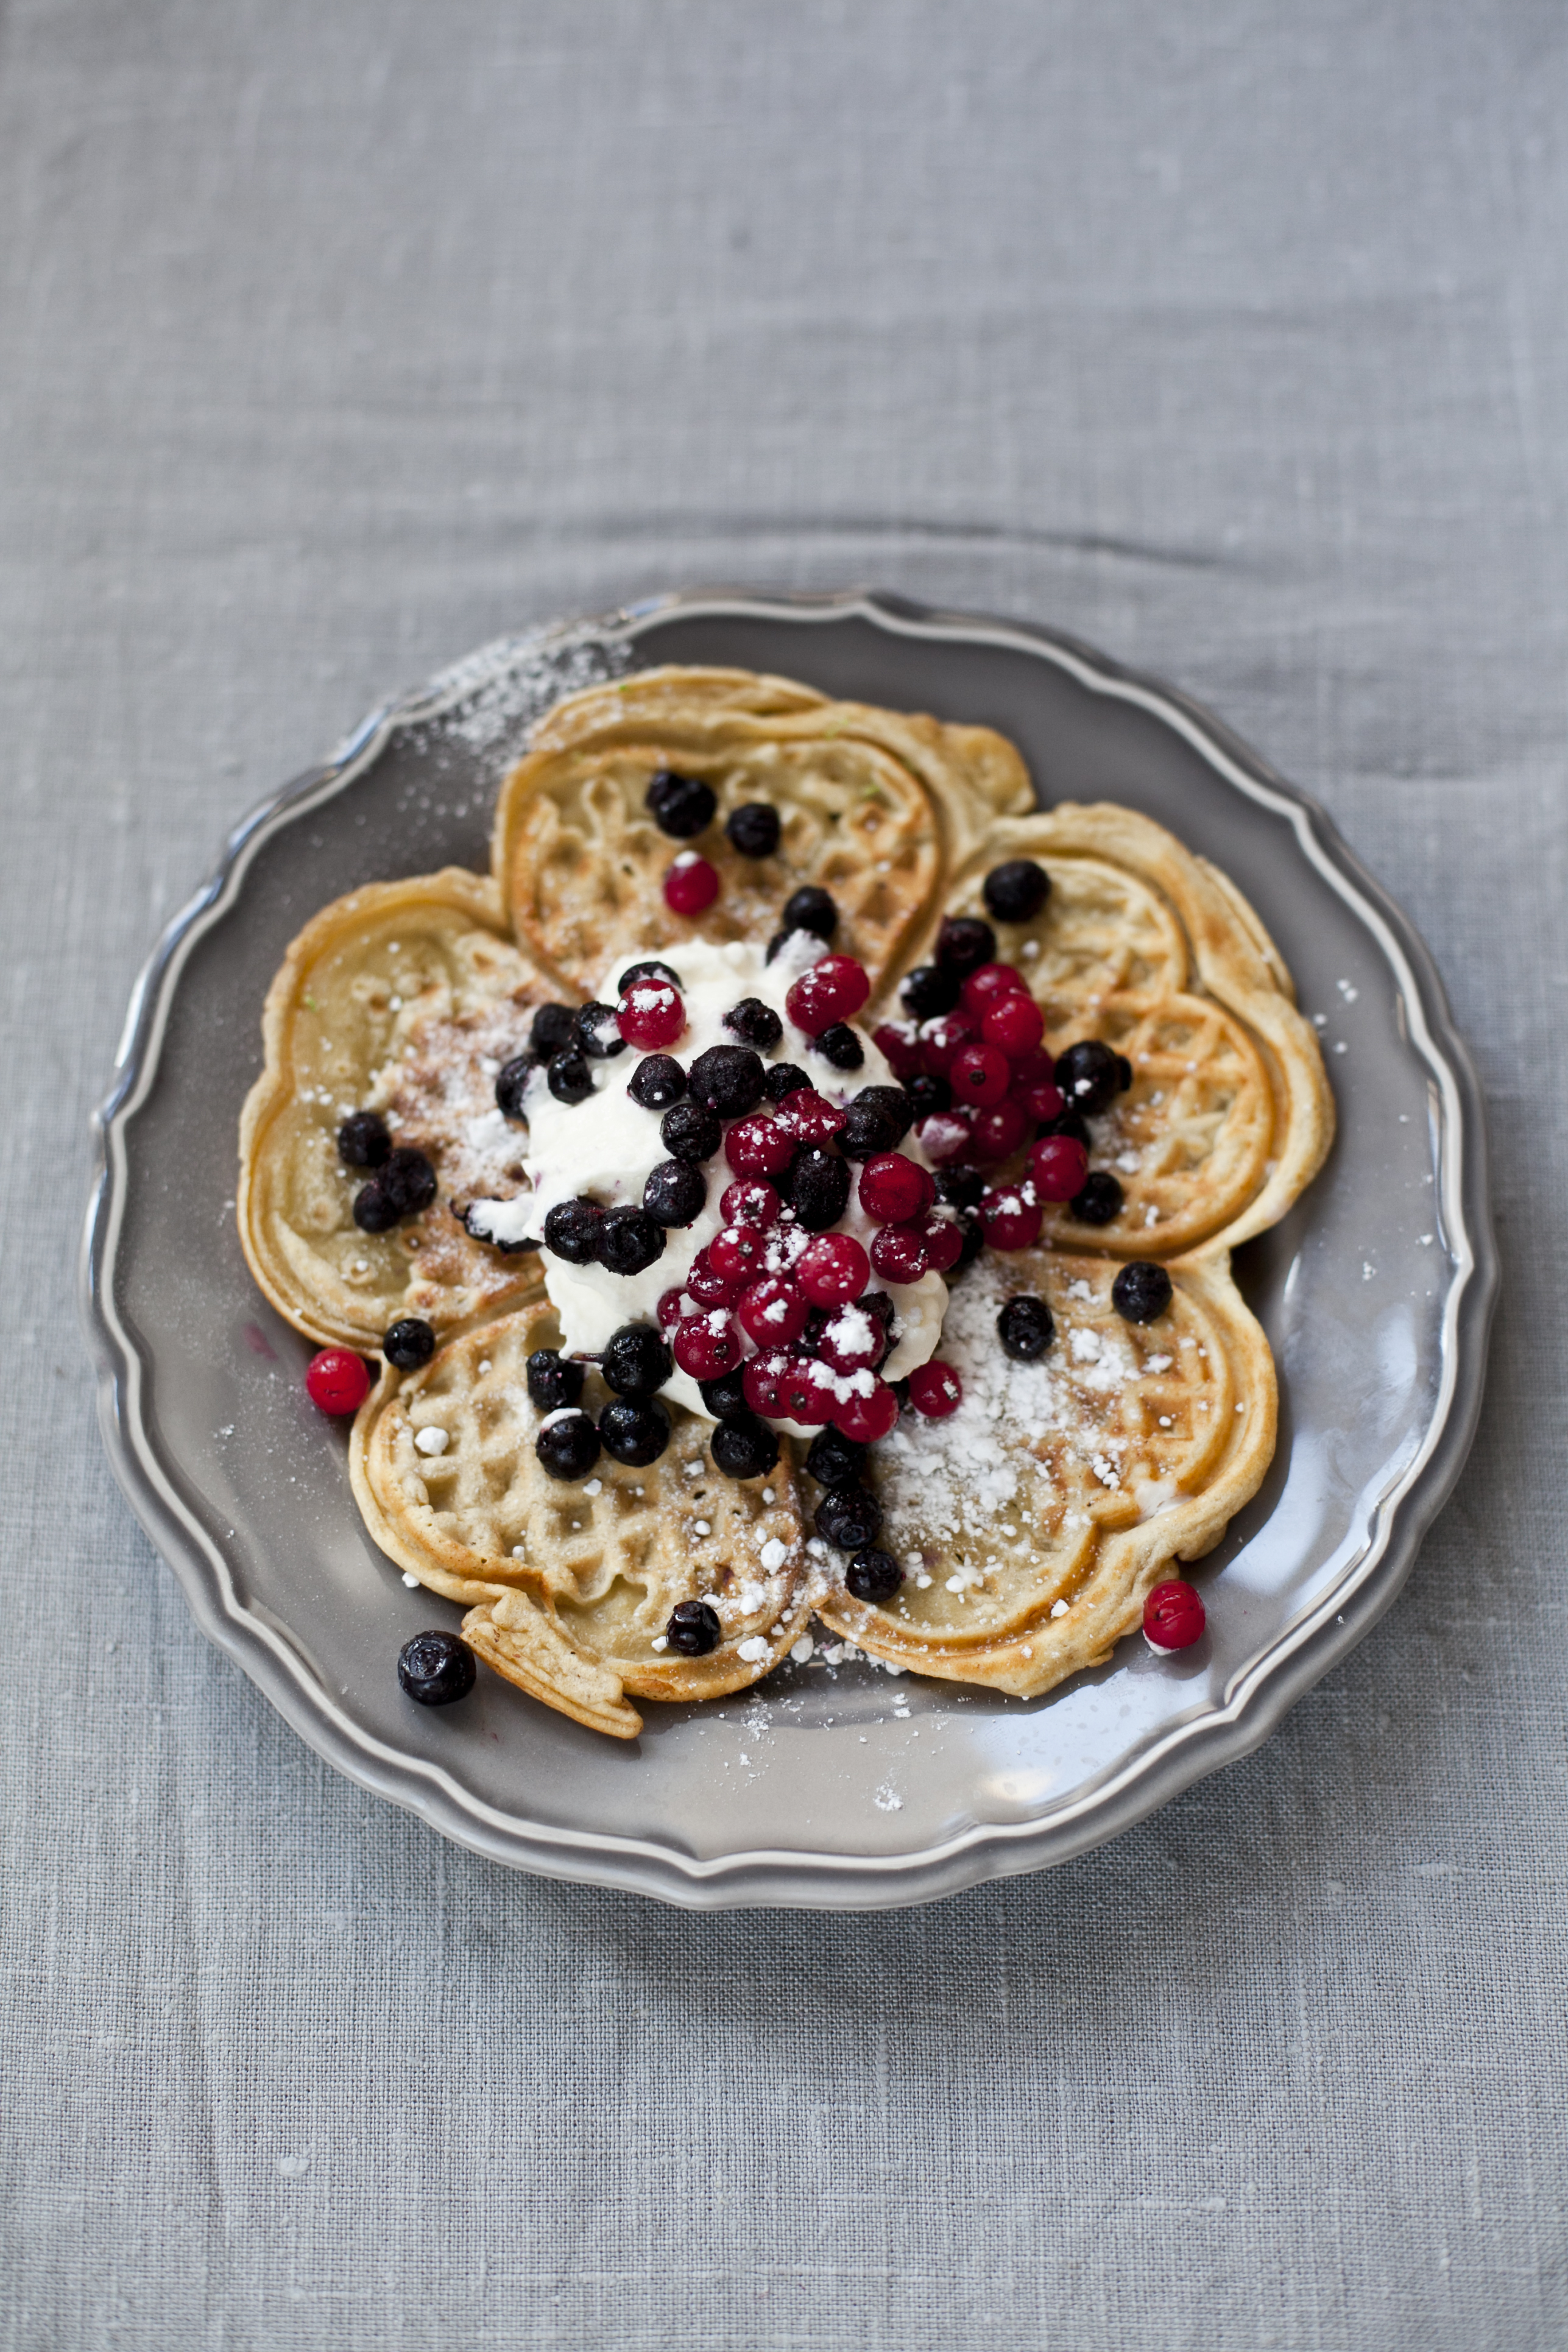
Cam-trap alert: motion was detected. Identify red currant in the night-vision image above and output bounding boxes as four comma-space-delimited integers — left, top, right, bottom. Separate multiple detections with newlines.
724, 1113, 795, 1178
907, 1359, 962, 1418
870, 1224, 929, 1283
857, 1151, 933, 1224
797, 1232, 870, 1305
949, 1042, 1012, 1108
981, 991, 1044, 1056
1028, 1134, 1090, 1201
916, 1211, 964, 1273
736, 1273, 810, 1346
305, 1347, 371, 1416
832, 1377, 899, 1444
741, 1350, 791, 1415
816, 1299, 886, 1374
1143, 1580, 1206, 1651
1021, 1077, 1065, 1123
872, 1020, 924, 1079
785, 954, 870, 1036
663, 852, 720, 915
967, 1099, 1029, 1161
1008, 1045, 1056, 1093
915, 1111, 972, 1166
980, 1184, 1044, 1251
719, 1178, 780, 1231
616, 978, 685, 1051
657, 1287, 688, 1329
920, 1012, 978, 1078
959, 961, 1027, 1017
775, 1089, 846, 1145
775, 1356, 836, 1425
708, 1225, 764, 1284
685, 1246, 746, 1307
672, 1311, 741, 1379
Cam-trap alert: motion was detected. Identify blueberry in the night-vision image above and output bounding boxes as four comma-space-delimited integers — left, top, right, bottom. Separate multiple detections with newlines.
601, 1324, 673, 1397
936, 915, 996, 975
850, 1083, 916, 1148
905, 1071, 953, 1119
934, 1167, 986, 1210
1037, 1107, 1091, 1149
495, 1056, 533, 1120
575, 1001, 627, 1060
543, 1198, 604, 1264
953, 1217, 986, 1273
687, 1045, 765, 1117
711, 1413, 780, 1480
461, 1202, 537, 1254
596, 1206, 666, 1276
836, 1094, 900, 1160
998, 1294, 1054, 1361
646, 769, 716, 838
598, 1397, 672, 1466
805, 1427, 867, 1488
765, 930, 791, 963
352, 1180, 398, 1233
782, 885, 838, 940
660, 1101, 724, 1164
982, 860, 1051, 923
812, 1022, 864, 1072
380, 1148, 437, 1216
535, 1411, 601, 1480
531, 1002, 579, 1058
699, 1369, 750, 1421
899, 964, 961, 1021
762, 1062, 811, 1102
1112, 1262, 1173, 1324
1071, 1171, 1124, 1226
815, 1484, 884, 1552
722, 997, 783, 1051
547, 1050, 595, 1106
337, 1109, 390, 1168
845, 1548, 903, 1604
383, 1316, 436, 1370
643, 1160, 707, 1226
783, 1145, 850, 1232
616, 959, 682, 997
527, 1349, 586, 1412
665, 1598, 722, 1656
628, 1053, 687, 1111
1116, 1054, 1134, 1092
1054, 1040, 1121, 1117
725, 802, 780, 858
397, 1630, 476, 1707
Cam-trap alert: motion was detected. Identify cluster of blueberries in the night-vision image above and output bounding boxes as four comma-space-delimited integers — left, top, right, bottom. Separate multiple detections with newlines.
338, 1111, 437, 1234
524, 1323, 778, 1482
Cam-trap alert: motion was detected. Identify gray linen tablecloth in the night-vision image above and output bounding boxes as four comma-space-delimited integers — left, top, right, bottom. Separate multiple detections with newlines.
3, 3, 1563, 2345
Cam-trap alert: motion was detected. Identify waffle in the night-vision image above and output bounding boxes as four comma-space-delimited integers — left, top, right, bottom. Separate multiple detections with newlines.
350, 1299, 815, 1737
816, 1248, 1276, 1694
923, 805, 1334, 1257
493, 665, 1032, 994
238, 871, 551, 1351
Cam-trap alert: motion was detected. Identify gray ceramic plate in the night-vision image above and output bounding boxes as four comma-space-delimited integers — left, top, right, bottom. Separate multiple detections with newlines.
81, 591, 1496, 1910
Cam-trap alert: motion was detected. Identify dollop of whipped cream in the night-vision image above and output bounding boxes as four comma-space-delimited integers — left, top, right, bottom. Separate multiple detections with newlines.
467, 932, 947, 1423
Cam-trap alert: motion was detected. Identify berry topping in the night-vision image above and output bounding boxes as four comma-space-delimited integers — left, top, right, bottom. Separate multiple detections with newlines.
967, 1100, 1029, 1162
305, 1347, 371, 1415
665, 1599, 722, 1656
740, 1349, 790, 1416
337, 1109, 390, 1168
872, 1020, 925, 1079
724, 1112, 795, 1178
997, 1294, 1054, 1360
982, 859, 1051, 923
575, 1001, 628, 1059
663, 852, 720, 915
616, 980, 685, 1052
1071, 1171, 1124, 1226
980, 991, 1045, 1056
380, 1148, 437, 1216
725, 802, 781, 858
531, 1001, 579, 1057
899, 962, 961, 1020
699, 1368, 750, 1419
546, 1049, 595, 1106
646, 769, 716, 838
815, 1483, 885, 1551
782, 885, 838, 940
858, 1151, 934, 1224
776, 1089, 846, 1145
762, 1061, 812, 1102
773, 1357, 837, 1425
642, 1159, 707, 1226
598, 1397, 673, 1466
737, 1274, 810, 1346
914, 1111, 973, 1166
685, 1246, 744, 1308
596, 1206, 667, 1276
811, 1022, 865, 1072
494, 1056, 532, 1120
902, 1070, 953, 1119
1112, 1262, 1173, 1324
934, 1167, 986, 1209
1036, 1105, 1090, 1150
601, 1324, 673, 1397
832, 1379, 899, 1444
919, 1012, 978, 1078
907, 1359, 962, 1417
711, 1413, 781, 1480
959, 960, 1027, 1019
838, 1088, 911, 1159
869, 1224, 928, 1283
936, 914, 996, 975
616, 958, 683, 996
785, 953, 871, 1037
722, 997, 783, 1050
815, 1299, 888, 1375
527, 1349, 587, 1411
1144, 1580, 1206, 1651
797, 1232, 870, 1305
1018, 1075, 1065, 1124
916, 1211, 964, 1274
535, 1410, 601, 1481
383, 1317, 436, 1371
844, 1548, 903, 1604
980, 1184, 1044, 1251
781, 1145, 851, 1231
1054, 1039, 1123, 1116
719, 1178, 780, 1229
672, 1311, 743, 1380
656, 1288, 687, 1329
626, 1056, 686, 1114
397, 1631, 476, 1707
687, 1044, 766, 1117
805, 1427, 867, 1487
707, 1226, 766, 1285
1028, 1134, 1090, 1200
660, 1101, 724, 1164
543, 1198, 605, 1263
351, 1181, 399, 1233
948, 1041, 1011, 1107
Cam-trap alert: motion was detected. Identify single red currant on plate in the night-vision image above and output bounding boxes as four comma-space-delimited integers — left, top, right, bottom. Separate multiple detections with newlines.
305, 1347, 372, 1415
1143, 1580, 1206, 1651
663, 852, 720, 914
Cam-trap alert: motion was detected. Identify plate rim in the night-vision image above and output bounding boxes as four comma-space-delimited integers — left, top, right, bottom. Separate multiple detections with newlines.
80, 587, 1499, 1910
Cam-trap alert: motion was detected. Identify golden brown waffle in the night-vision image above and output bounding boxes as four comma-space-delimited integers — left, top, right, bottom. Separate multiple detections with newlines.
493, 665, 1031, 994
238, 871, 551, 1351
923, 805, 1333, 1257
816, 1249, 1276, 1695
350, 1300, 814, 1738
